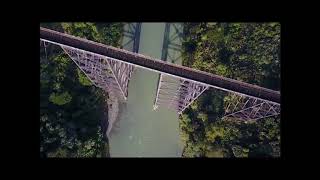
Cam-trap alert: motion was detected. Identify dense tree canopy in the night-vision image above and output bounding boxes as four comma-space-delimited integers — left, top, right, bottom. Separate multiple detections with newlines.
180, 22, 281, 158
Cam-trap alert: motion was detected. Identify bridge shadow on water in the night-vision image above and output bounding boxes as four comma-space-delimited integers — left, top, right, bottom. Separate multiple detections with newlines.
109, 23, 184, 157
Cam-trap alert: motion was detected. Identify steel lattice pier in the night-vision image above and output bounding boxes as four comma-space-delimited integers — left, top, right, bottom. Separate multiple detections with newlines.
153, 74, 209, 114
61, 45, 134, 101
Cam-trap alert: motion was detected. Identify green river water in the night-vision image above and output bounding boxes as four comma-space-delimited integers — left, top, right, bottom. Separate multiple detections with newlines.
109, 23, 184, 157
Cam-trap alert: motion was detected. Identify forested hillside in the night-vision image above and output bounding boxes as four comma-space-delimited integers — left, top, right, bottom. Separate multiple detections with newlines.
180, 23, 281, 157
40, 23, 122, 157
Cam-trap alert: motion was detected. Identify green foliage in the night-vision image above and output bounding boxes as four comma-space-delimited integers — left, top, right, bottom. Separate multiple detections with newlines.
205, 148, 225, 158
183, 22, 280, 89
49, 92, 72, 105
76, 139, 98, 157
61, 22, 101, 42
40, 23, 122, 157
197, 112, 208, 123
47, 148, 68, 157
205, 125, 226, 142
61, 22, 123, 46
95, 23, 123, 46
232, 145, 249, 158
180, 22, 280, 158
77, 69, 92, 86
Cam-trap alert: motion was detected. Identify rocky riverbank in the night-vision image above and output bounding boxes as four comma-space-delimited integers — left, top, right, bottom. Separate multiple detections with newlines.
105, 90, 120, 138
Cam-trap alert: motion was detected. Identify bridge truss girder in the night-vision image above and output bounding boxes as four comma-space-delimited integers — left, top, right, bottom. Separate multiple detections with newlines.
153, 73, 280, 121
153, 74, 209, 114
60, 45, 135, 101
222, 93, 280, 121
40, 25, 281, 122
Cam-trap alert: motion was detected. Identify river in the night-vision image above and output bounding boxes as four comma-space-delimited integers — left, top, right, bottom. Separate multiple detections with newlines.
108, 23, 184, 157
